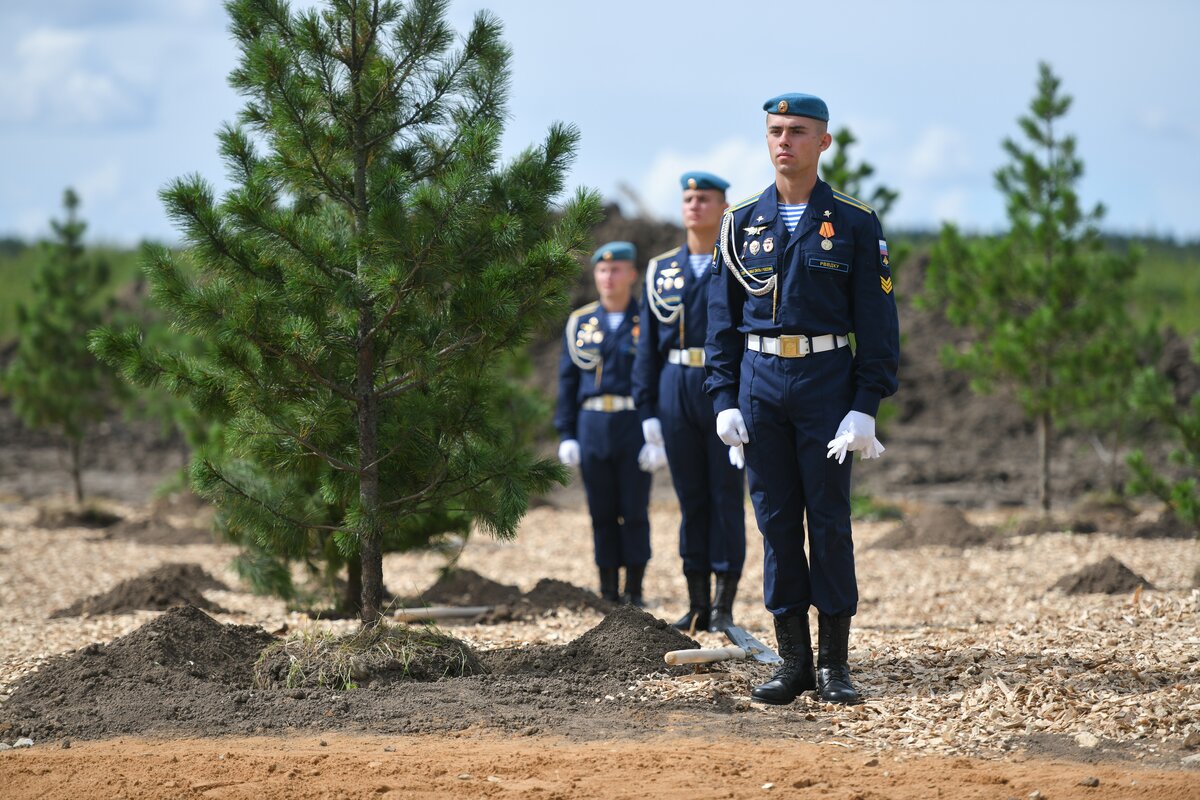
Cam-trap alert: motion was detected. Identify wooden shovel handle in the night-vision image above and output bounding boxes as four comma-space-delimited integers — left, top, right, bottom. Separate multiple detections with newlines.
664, 646, 747, 665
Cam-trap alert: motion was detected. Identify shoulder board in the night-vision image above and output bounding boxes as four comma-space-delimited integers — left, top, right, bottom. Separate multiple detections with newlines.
648, 246, 682, 266
831, 189, 874, 214
569, 300, 601, 320
727, 193, 761, 214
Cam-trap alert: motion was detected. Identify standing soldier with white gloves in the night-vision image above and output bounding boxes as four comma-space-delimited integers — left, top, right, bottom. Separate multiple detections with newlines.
633, 171, 747, 634
705, 94, 899, 705
556, 241, 665, 607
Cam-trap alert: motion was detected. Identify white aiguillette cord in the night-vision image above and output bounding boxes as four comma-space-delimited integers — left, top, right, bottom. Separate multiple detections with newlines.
720, 212, 775, 297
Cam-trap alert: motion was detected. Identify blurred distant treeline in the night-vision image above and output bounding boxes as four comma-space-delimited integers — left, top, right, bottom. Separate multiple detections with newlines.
2, 229, 1196, 345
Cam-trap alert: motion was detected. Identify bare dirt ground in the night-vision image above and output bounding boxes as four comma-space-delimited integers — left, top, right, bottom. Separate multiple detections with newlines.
1, 483, 1198, 799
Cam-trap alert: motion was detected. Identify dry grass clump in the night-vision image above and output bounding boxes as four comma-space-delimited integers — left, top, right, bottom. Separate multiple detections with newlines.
253, 621, 485, 690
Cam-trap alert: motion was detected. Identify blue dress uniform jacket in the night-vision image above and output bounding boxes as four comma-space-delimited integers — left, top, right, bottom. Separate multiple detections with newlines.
704, 179, 899, 618
633, 245, 745, 575
555, 297, 652, 569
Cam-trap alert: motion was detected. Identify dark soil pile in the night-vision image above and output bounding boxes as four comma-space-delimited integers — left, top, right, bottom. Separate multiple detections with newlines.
103, 491, 215, 545
1052, 556, 1155, 595
484, 606, 698, 679
33, 506, 122, 529
3, 606, 274, 740
523, 578, 615, 614
871, 504, 1000, 549
413, 568, 524, 607
254, 624, 486, 690
1128, 511, 1199, 540
50, 563, 229, 618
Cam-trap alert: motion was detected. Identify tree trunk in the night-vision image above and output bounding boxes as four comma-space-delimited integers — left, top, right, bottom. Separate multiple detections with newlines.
351, 23, 383, 627
343, 553, 363, 616
1037, 410, 1052, 515
69, 436, 84, 506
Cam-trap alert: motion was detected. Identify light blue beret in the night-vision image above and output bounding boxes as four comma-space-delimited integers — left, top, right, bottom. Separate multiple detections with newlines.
591, 241, 637, 264
680, 171, 730, 192
763, 93, 829, 121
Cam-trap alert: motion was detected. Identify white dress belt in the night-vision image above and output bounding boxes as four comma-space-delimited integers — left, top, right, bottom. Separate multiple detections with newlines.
667, 348, 706, 367
747, 333, 849, 358
581, 394, 636, 412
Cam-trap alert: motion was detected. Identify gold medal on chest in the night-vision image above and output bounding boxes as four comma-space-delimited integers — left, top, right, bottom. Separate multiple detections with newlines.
749, 240, 761, 255
763, 237, 774, 253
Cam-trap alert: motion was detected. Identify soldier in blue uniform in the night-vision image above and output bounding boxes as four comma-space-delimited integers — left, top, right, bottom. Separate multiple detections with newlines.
556, 241, 665, 606
633, 171, 747, 634
705, 94, 899, 705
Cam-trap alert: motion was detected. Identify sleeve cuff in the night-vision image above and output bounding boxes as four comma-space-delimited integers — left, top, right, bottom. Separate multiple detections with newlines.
712, 389, 739, 415
851, 390, 881, 418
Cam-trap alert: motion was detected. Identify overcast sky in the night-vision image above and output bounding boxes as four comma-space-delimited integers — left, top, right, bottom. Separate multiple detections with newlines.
2, 1, 1197, 245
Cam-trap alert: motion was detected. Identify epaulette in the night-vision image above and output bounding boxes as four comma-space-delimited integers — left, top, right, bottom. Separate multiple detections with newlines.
727, 193, 761, 214
831, 189, 874, 215
648, 246, 681, 266
569, 300, 600, 321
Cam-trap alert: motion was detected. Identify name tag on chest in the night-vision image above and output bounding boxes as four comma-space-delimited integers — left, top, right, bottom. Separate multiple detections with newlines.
806, 255, 849, 273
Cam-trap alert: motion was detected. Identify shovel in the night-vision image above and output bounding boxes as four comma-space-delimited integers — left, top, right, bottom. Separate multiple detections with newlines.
663, 624, 783, 666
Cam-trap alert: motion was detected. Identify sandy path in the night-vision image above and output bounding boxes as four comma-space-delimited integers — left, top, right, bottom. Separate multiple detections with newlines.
2, 733, 1197, 800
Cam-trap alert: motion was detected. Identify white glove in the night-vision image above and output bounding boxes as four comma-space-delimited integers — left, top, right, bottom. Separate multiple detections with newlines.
637, 442, 668, 472
557, 439, 581, 467
826, 411, 882, 465
716, 408, 749, 447
728, 444, 745, 469
642, 417, 664, 447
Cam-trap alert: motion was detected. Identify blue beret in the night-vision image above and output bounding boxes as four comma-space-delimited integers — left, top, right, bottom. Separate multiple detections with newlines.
680, 171, 730, 192
591, 241, 637, 264
763, 93, 829, 121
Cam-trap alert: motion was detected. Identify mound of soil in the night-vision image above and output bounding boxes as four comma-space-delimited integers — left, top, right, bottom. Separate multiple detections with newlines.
33, 506, 122, 529
50, 563, 229, 618
413, 568, 524, 607
3, 606, 274, 740
254, 625, 486, 690
102, 491, 216, 545
1052, 556, 1155, 595
523, 578, 615, 614
484, 606, 697, 679
871, 504, 999, 550
1127, 511, 1198, 540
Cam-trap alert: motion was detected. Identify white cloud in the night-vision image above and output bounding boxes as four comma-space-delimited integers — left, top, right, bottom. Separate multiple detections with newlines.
76, 160, 124, 205
0, 27, 152, 128
902, 125, 973, 183
930, 188, 971, 226
638, 138, 775, 222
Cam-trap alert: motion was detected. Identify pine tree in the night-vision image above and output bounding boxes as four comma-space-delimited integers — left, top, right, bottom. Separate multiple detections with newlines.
922, 63, 1147, 512
91, 0, 600, 624
3, 189, 122, 504
1127, 338, 1200, 530
820, 127, 898, 220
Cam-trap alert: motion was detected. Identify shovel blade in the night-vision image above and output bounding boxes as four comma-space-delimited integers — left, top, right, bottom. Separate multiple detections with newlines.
724, 624, 783, 664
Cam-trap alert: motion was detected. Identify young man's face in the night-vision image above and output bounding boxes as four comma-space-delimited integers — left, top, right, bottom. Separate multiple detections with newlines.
681, 188, 728, 232
593, 259, 637, 303
765, 113, 832, 177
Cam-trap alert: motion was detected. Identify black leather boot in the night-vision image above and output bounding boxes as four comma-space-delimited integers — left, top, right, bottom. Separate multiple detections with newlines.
622, 564, 646, 607
708, 572, 740, 633
598, 567, 620, 603
671, 571, 711, 631
816, 612, 860, 704
750, 612, 816, 705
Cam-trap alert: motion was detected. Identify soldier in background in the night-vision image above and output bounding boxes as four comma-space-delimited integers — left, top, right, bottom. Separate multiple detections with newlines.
556, 242, 665, 606
633, 172, 747, 633
705, 94, 899, 705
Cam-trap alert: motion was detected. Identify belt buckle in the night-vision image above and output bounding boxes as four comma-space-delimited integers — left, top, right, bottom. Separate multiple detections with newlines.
602, 395, 614, 412
688, 349, 704, 367
779, 335, 804, 358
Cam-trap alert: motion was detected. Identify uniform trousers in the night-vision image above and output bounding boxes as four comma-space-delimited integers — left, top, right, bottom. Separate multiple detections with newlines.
659, 363, 746, 574
578, 408, 652, 568
738, 346, 857, 617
